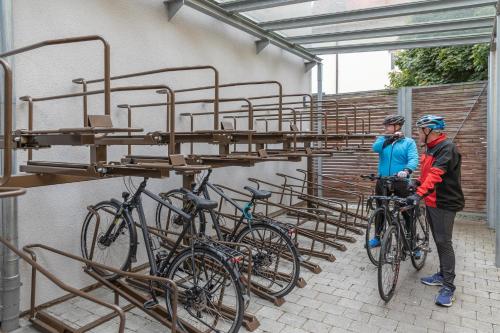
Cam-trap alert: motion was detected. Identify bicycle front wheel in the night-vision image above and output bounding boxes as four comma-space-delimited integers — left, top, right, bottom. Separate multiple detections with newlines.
81, 201, 136, 280
365, 208, 386, 266
377, 224, 401, 302
411, 207, 430, 270
165, 246, 244, 333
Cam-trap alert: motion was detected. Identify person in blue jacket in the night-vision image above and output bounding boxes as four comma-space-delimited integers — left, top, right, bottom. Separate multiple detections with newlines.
369, 115, 419, 248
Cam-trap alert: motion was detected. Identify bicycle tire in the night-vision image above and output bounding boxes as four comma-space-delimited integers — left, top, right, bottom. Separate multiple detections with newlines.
365, 208, 386, 266
411, 207, 430, 271
377, 224, 401, 302
155, 189, 191, 245
164, 246, 244, 333
235, 222, 300, 298
80, 200, 136, 280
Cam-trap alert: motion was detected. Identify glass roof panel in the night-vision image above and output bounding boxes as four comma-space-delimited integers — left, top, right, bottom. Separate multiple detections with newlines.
279, 7, 495, 38
302, 27, 492, 48
241, 0, 425, 22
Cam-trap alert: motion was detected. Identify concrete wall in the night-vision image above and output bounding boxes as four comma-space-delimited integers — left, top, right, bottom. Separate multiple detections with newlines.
10, 0, 310, 310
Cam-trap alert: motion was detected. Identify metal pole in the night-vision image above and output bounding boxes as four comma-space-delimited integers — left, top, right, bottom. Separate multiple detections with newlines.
316, 62, 323, 197
335, 54, 339, 95
0, 0, 19, 330
0, 197, 19, 332
495, 12, 500, 268
397, 87, 413, 137
487, 49, 496, 230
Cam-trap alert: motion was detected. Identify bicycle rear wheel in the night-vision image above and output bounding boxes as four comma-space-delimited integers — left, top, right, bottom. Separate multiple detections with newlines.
235, 222, 300, 298
365, 208, 385, 266
156, 189, 193, 245
377, 225, 401, 302
164, 246, 244, 333
411, 207, 430, 270
81, 201, 136, 280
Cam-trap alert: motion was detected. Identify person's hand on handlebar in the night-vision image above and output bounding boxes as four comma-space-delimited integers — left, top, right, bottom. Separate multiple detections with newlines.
406, 194, 421, 206
397, 168, 411, 178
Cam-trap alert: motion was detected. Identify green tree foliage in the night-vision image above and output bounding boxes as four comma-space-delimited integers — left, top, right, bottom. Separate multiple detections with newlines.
389, 44, 490, 88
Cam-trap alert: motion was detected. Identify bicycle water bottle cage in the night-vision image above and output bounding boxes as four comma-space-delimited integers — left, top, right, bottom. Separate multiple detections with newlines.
243, 202, 253, 220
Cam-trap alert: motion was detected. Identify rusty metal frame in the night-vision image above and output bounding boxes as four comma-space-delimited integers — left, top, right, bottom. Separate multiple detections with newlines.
0, 188, 178, 333
0, 58, 13, 186
247, 177, 364, 232
175, 80, 283, 130
0, 36, 111, 115
278, 171, 367, 224
211, 183, 358, 270
74, 65, 219, 129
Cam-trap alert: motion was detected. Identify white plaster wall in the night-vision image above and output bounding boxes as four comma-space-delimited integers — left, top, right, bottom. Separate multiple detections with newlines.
11, 0, 310, 310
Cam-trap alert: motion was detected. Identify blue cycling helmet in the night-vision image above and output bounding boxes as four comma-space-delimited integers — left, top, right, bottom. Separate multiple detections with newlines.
416, 115, 445, 130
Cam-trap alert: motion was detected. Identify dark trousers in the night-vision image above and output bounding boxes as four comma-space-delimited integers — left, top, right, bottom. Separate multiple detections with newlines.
426, 206, 456, 291
374, 178, 410, 235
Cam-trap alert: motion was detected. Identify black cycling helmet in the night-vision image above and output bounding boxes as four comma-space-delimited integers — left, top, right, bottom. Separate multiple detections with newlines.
383, 115, 405, 126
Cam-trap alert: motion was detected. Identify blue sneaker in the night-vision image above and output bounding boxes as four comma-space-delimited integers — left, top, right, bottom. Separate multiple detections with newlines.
421, 272, 444, 286
368, 237, 381, 248
435, 287, 455, 307
414, 250, 422, 260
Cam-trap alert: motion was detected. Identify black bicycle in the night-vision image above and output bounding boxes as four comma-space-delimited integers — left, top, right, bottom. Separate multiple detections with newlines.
362, 174, 411, 266
156, 169, 301, 298
80, 177, 245, 333
376, 195, 430, 302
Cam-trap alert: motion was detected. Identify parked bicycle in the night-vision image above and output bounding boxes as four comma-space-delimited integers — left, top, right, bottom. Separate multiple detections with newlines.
362, 174, 411, 266
376, 194, 430, 302
156, 169, 301, 298
80, 177, 245, 333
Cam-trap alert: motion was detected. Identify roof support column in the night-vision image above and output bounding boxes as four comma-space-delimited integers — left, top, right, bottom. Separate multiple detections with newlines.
494, 11, 500, 268
397, 87, 413, 137
316, 62, 323, 197
487, 48, 496, 230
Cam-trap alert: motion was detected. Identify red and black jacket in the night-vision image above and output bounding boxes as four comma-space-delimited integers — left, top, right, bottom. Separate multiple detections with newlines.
416, 134, 465, 211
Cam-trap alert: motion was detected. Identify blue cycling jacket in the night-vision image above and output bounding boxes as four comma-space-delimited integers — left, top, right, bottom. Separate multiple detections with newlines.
372, 136, 419, 176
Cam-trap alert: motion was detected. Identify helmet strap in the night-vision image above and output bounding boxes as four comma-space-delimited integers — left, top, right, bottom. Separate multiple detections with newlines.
424, 128, 433, 146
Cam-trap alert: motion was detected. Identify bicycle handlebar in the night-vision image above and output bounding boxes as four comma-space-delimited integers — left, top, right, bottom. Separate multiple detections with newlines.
360, 174, 404, 181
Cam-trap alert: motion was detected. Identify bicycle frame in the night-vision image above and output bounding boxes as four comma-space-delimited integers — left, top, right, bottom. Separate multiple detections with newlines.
374, 195, 419, 257
103, 178, 193, 277
394, 205, 420, 256
186, 171, 257, 242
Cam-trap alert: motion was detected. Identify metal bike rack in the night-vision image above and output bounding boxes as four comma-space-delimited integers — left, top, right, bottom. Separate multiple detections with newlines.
0, 35, 386, 332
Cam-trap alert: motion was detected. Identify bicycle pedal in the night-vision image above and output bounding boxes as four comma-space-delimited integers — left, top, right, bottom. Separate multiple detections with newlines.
143, 299, 159, 309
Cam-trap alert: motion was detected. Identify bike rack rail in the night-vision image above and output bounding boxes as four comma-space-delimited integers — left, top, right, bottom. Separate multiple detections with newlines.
0, 188, 176, 333
158, 189, 287, 307
0, 35, 387, 332
211, 183, 351, 271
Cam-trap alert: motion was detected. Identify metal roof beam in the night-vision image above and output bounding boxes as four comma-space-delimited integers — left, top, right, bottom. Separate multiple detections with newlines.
260, 0, 497, 31
290, 16, 494, 44
164, 0, 321, 63
220, 0, 315, 13
307, 33, 492, 54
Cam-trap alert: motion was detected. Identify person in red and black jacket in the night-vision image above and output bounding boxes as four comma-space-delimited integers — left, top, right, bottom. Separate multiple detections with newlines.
406, 115, 465, 307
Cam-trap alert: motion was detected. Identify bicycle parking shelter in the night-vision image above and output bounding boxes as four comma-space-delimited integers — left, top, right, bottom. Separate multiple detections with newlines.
1, 0, 500, 332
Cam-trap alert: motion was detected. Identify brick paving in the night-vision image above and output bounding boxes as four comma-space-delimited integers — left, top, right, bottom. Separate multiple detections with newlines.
11, 217, 500, 333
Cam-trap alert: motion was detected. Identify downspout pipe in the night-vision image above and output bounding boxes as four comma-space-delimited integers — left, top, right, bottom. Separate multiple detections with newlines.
0, 0, 20, 331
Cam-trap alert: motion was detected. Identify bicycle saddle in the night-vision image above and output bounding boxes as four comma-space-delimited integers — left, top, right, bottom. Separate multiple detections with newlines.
244, 186, 271, 200
185, 192, 218, 210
